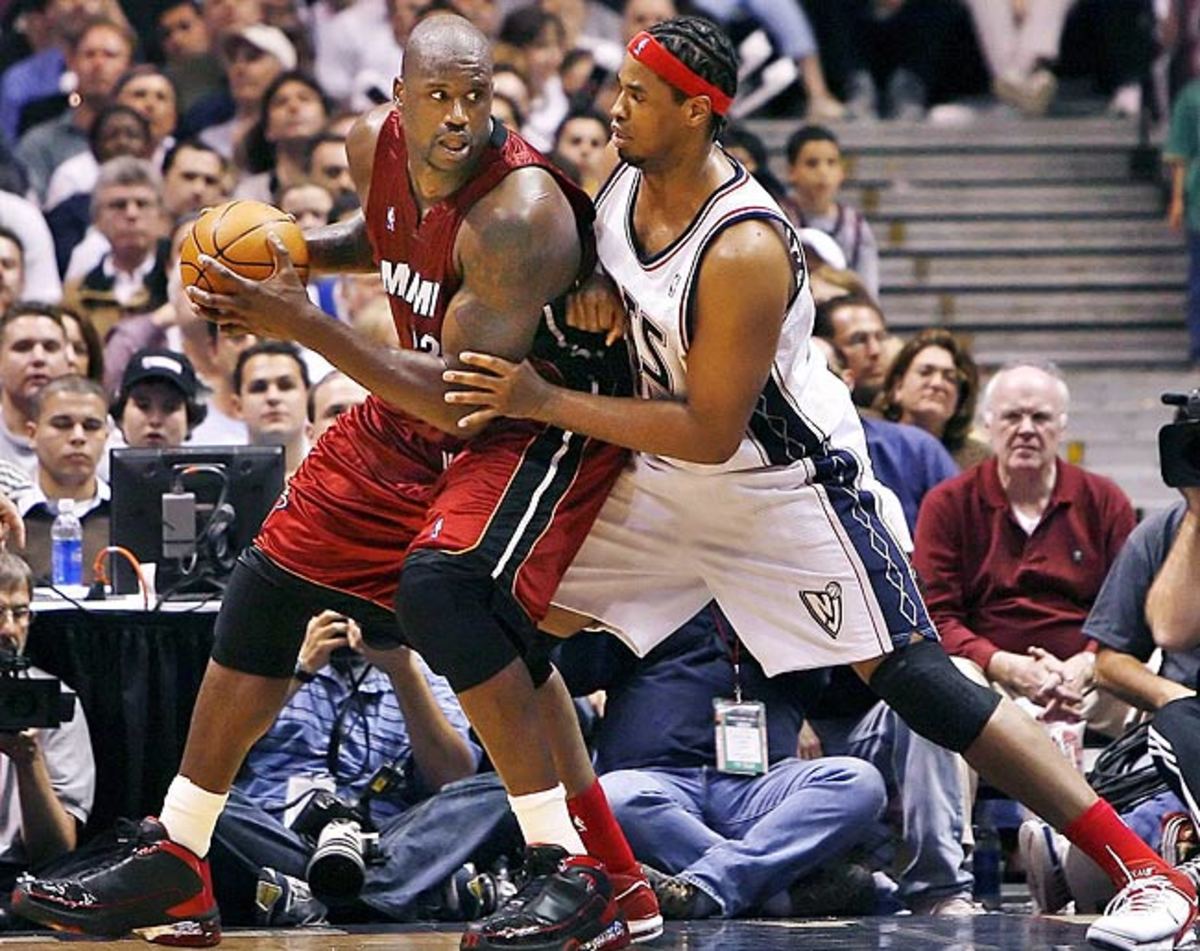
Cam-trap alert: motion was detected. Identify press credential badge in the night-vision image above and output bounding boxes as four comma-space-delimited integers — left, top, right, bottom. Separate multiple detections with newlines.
714, 698, 767, 775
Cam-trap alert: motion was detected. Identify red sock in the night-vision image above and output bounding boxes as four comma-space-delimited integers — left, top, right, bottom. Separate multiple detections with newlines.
1065, 798, 1192, 892
566, 780, 639, 877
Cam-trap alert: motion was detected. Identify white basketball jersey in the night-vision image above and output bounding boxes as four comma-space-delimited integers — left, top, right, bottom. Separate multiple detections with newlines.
595, 155, 870, 479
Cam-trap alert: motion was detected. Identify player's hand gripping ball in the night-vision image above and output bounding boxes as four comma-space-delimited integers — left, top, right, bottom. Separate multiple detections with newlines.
179, 199, 309, 295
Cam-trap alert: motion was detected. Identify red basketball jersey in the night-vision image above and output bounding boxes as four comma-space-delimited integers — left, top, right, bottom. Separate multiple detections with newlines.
364, 112, 596, 358
255, 117, 628, 620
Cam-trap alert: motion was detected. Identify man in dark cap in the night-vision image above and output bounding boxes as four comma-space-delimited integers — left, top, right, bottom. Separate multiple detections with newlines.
111, 347, 205, 449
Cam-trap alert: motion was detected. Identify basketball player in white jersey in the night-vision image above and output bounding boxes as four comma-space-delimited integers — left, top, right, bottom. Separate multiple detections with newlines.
444, 16, 1199, 951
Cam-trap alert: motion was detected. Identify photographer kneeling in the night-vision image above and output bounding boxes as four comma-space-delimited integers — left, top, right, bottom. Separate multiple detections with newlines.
208, 610, 520, 926
1086, 390, 1200, 878
1141, 460, 1200, 850
0, 549, 94, 915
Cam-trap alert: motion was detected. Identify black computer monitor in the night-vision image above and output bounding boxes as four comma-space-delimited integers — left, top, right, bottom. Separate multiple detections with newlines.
109, 445, 285, 597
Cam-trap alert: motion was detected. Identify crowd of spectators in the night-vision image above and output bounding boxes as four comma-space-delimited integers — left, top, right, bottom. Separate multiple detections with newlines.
0, 0, 1194, 936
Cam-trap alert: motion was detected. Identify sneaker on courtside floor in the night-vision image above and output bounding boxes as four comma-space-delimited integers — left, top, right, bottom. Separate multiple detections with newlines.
460, 844, 630, 950
1163, 813, 1200, 868
1086, 870, 1197, 951
607, 867, 662, 943
12, 817, 220, 947
638, 864, 717, 920
254, 867, 327, 927
1019, 818, 1073, 915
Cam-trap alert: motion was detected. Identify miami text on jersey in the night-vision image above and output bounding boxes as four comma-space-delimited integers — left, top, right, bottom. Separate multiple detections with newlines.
380, 259, 442, 318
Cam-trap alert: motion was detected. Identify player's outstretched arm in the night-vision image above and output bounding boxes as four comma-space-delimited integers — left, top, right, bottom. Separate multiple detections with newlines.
445, 219, 794, 464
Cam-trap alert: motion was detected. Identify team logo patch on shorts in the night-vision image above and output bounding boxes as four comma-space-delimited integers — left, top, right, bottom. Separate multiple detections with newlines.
800, 581, 842, 639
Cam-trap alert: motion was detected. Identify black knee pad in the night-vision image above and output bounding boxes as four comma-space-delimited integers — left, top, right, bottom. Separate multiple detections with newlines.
396, 551, 539, 693
869, 639, 1001, 753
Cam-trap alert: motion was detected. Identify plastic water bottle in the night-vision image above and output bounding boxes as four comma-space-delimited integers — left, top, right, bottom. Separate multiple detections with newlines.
51, 498, 83, 586
973, 822, 1002, 910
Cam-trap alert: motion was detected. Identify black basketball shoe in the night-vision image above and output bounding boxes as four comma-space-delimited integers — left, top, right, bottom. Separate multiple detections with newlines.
12, 817, 220, 946
460, 844, 630, 950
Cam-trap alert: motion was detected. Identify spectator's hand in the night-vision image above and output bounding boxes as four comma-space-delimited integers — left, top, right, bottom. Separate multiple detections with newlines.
0, 493, 25, 550
296, 610, 353, 676
797, 720, 823, 760
565, 270, 626, 345
170, 268, 205, 328
1039, 647, 1095, 694
150, 301, 177, 329
992, 650, 1070, 704
1039, 692, 1085, 723
1168, 197, 1185, 233
587, 690, 607, 719
0, 729, 38, 766
1021, 647, 1086, 712
345, 621, 415, 676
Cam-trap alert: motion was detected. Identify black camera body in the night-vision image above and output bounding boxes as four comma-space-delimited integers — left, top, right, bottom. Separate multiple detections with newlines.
0, 650, 74, 731
1160, 391, 1200, 488
291, 788, 371, 840
290, 768, 401, 905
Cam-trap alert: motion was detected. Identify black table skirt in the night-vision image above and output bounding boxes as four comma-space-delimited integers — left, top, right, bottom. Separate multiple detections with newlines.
27, 609, 215, 834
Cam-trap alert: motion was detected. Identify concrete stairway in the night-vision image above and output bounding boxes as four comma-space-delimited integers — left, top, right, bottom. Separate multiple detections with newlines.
1061, 369, 1187, 514
748, 117, 1194, 511
753, 117, 1189, 368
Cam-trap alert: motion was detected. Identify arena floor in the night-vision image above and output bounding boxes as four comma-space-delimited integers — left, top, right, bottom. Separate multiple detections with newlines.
0, 914, 1110, 949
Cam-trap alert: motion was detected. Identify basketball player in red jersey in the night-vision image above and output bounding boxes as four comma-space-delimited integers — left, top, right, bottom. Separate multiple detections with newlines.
14, 14, 654, 951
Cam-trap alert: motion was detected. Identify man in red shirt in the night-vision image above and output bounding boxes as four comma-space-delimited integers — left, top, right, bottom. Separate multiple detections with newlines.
914, 361, 1135, 734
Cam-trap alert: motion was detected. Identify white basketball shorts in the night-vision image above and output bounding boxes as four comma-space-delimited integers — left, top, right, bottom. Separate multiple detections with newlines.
552, 453, 937, 676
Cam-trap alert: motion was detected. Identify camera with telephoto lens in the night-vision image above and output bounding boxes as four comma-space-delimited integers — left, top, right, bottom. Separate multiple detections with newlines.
1160, 391, 1200, 487
290, 765, 403, 904
0, 647, 75, 731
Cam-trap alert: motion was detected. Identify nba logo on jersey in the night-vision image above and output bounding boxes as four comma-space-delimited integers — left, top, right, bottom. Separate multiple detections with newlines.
386, 206, 396, 232
800, 582, 843, 639
667, 273, 682, 298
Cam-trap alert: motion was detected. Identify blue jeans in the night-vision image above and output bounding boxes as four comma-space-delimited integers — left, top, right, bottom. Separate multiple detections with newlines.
600, 757, 886, 917
1189, 230, 1200, 362
210, 772, 520, 923
811, 701, 972, 906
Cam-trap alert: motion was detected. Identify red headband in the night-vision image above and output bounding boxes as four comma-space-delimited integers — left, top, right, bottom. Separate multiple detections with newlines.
627, 30, 733, 116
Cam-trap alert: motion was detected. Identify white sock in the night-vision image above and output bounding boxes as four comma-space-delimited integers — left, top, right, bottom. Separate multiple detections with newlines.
159, 775, 229, 858
508, 783, 586, 855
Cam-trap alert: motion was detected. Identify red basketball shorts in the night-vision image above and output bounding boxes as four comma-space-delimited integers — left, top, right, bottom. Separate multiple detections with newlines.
255, 396, 627, 622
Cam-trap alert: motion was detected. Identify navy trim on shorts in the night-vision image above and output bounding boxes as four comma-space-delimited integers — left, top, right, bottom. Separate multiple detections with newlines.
739, 374, 937, 649
820, 452, 937, 650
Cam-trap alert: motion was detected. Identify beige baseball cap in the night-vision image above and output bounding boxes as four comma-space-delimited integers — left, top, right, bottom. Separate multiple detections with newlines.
221, 24, 297, 71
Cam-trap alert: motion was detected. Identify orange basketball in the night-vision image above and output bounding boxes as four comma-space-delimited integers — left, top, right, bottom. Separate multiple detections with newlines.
179, 200, 309, 295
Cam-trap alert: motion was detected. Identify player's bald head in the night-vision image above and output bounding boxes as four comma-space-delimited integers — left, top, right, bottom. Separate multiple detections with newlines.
402, 13, 492, 81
